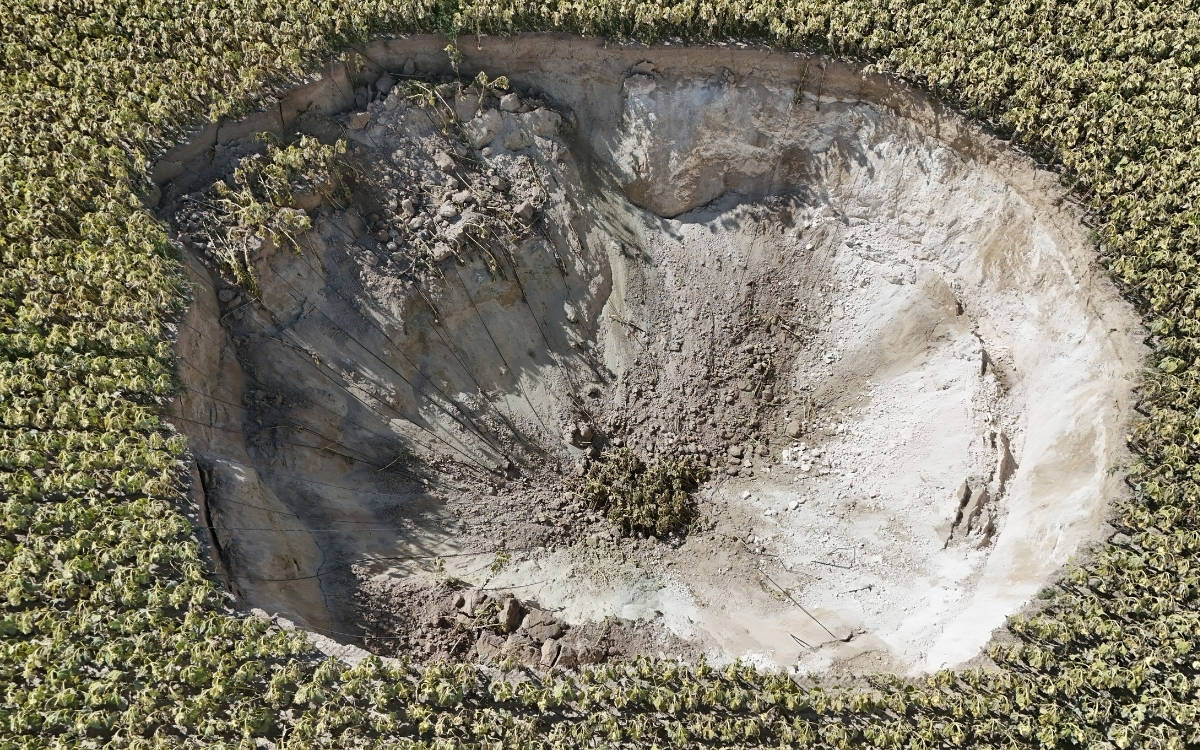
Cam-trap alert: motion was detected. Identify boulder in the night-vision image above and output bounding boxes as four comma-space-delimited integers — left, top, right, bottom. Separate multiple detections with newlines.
433, 150, 456, 172
540, 639, 561, 667
554, 644, 580, 669
498, 596, 524, 633
465, 109, 503, 149
502, 634, 540, 665
520, 609, 565, 642
454, 91, 480, 122
514, 200, 535, 222
521, 108, 562, 137
374, 72, 395, 96
459, 589, 490, 616
474, 632, 505, 661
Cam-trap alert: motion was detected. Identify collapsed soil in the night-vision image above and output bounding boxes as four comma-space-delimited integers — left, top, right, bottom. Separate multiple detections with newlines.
165, 38, 1144, 675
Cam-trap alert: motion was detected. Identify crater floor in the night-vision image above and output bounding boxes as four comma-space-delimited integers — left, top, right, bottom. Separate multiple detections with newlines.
164, 36, 1144, 675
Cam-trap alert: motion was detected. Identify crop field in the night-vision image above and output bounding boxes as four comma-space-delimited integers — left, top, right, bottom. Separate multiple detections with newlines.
3, 1, 1200, 748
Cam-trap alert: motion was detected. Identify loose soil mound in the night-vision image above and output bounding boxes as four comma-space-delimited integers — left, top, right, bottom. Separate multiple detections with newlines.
163, 38, 1143, 675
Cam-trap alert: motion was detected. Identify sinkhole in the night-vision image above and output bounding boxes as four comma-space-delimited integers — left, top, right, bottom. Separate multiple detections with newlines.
161, 36, 1144, 675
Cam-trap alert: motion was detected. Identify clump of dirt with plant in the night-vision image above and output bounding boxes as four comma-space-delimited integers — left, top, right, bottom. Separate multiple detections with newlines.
581, 449, 707, 538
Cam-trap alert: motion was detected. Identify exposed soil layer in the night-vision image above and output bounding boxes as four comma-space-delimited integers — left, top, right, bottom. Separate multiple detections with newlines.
163, 35, 1144, 675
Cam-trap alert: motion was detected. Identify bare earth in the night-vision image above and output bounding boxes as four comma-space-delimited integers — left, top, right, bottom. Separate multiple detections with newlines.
163, 36, 1144, 676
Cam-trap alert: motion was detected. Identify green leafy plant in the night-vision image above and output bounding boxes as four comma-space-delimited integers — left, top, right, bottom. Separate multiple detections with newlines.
580, 448, 707, 537
489, 551, 511, 574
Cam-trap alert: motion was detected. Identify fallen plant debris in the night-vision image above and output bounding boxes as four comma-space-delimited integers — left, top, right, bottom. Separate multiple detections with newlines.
580, 448, 708, 538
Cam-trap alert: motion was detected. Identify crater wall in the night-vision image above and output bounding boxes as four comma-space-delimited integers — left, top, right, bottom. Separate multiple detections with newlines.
160, 35, 1144, 674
